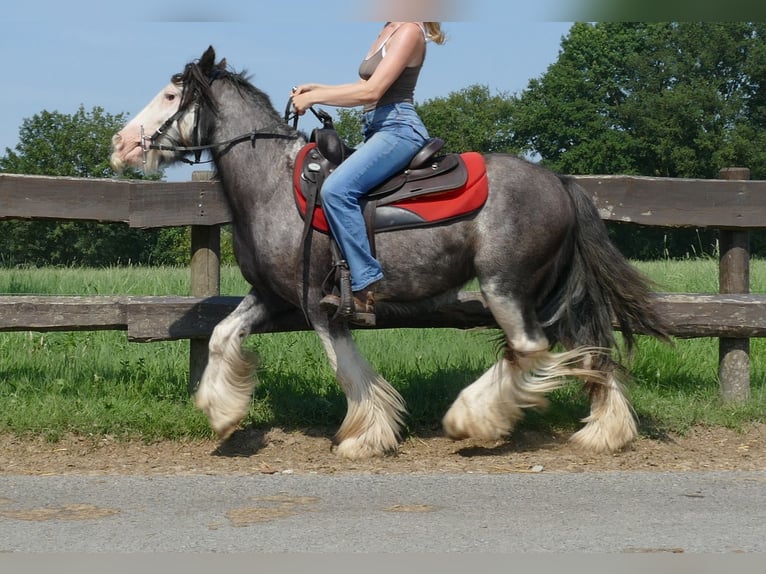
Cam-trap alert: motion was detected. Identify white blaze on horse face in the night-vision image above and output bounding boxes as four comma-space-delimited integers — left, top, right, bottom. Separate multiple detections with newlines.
110, 81, 183, 170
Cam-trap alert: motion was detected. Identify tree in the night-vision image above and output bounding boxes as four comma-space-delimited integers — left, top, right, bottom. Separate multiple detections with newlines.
510, 22, 766, 258
331, 85, 518, 156
418, 85, 517, 154
333, 108, 364, 148
0, 106, 163, 266
1, 106, 144, 179
511, 22, 766, 178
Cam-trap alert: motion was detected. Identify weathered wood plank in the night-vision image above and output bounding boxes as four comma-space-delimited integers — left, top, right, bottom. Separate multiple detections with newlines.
0, 174, 131, 222
0, 296, 128, 331
125, 292, 498, 341
575, 175, 766, 229
125, 292, 766, 341
126, 296, 245, 341
129, 181, 231, 228
0, 174, 231, 228
119, 291, 766, 340
650, 293, 766, 338
3, 173, 766, 230
3, 292, 766, 340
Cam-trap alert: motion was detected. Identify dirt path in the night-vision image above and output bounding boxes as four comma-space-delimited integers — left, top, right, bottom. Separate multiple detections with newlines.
1, 423, 764, 475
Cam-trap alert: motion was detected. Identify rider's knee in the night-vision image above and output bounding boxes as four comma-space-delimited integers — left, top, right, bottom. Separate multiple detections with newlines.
321, 182, 354, 211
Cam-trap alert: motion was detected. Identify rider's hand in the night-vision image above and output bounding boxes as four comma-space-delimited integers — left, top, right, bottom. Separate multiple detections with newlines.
291, 85, 313, 116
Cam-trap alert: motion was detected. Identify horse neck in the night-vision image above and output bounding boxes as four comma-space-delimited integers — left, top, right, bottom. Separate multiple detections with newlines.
208, 83, 305, 217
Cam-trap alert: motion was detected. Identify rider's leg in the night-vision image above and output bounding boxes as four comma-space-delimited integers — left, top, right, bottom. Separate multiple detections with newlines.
321, 103, 429, 294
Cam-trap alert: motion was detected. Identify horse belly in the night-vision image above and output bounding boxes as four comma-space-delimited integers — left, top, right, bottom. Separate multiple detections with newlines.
375, 222, 477, 298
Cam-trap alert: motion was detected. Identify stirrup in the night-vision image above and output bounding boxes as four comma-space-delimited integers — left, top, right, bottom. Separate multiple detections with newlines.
320, 245, 376, 326
319, 292, 376, 327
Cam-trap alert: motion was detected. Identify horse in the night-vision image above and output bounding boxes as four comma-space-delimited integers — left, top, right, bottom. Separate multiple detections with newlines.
111, 46, 670, 460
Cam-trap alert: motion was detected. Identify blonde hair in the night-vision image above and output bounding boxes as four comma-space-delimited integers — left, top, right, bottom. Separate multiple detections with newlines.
424, 22, 446, 45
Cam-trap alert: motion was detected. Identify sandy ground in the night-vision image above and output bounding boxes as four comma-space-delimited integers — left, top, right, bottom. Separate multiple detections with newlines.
1, 423, 764, 476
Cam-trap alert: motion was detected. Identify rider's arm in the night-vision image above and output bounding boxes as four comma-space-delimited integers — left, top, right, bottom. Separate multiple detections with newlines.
292, 23, 424, 112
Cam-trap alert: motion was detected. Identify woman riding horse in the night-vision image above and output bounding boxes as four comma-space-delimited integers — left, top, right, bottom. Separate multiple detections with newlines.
291, 22, 446, 327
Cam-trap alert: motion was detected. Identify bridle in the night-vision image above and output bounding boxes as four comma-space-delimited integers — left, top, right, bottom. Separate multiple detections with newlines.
139, 71, 302, 167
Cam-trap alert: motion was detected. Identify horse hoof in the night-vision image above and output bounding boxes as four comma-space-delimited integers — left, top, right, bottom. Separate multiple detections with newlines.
442, 409, 472, 440
442, 399, 510, 442
215, 422, 240, 440
333, 437, 390, 460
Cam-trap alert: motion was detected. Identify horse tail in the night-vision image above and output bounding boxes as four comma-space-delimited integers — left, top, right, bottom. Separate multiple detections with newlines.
541, 176, 671, 357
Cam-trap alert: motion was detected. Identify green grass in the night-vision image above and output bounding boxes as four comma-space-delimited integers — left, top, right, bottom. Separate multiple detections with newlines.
0, 261, 764, 442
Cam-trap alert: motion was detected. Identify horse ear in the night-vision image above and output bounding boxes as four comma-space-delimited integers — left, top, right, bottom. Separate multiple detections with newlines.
218, 58, 227, 70
199, 46, 216, 73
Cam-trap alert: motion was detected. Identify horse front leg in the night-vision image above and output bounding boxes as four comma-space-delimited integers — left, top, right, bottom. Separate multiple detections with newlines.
311, 316, 407, 460
194, 289, 274, 438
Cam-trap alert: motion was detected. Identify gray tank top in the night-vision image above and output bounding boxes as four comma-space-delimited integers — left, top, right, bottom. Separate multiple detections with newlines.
358, 25, 425, 113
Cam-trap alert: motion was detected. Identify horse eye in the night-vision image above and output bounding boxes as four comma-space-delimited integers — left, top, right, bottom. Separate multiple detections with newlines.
166, 94, 176, 102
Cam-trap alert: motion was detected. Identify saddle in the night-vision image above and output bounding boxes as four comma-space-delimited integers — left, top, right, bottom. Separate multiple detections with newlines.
293, 117, 488, 325
294, 128, 488, 235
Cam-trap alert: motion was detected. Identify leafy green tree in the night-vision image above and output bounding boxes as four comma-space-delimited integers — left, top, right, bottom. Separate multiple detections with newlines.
331, 85, 518, 155
510, 22, 766, 258
333, 108, 364, 148
512, 22, 766, 178
418, 85, 517, 154
0, 106, 163, 267
1, 106, 144, 179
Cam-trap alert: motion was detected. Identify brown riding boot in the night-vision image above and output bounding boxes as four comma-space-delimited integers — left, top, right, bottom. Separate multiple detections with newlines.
319, 289, 376, 327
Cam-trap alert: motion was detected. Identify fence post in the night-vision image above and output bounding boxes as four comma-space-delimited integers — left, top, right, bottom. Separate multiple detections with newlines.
717, 167, 751, 402
188, 170, 221, 394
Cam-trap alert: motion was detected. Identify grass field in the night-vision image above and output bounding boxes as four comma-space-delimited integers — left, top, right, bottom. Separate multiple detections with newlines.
0, 260, 764, 441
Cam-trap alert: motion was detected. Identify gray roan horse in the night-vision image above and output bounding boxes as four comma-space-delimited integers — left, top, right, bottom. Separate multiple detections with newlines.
111, 46, 669, 460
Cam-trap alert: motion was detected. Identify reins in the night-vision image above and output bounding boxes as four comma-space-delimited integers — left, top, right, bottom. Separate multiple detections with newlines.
142, 126, 300, 166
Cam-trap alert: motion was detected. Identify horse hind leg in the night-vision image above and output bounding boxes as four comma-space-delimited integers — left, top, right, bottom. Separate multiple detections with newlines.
443, 346, 606, 441
314, 322, 407, 460
443, 286, 563, 440
443, 285, 605, 442
570, 353, 638, 453
194, 292, 265, 438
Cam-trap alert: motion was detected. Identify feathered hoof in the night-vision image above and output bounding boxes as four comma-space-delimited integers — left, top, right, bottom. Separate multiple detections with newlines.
212, 420, 241, 440
333, 436, 399, 460
442, 398, 511, 441
569, 418, 638, 453
194, 393, 247, 440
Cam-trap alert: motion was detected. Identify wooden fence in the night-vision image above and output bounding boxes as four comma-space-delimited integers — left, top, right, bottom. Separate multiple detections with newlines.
1, 168, 765, 400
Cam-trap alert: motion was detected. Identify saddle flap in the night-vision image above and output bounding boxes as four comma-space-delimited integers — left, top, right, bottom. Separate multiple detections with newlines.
367, 153, 467, 205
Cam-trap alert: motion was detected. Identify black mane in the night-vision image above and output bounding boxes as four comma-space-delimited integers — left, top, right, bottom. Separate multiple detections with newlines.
178, 48, 285, 130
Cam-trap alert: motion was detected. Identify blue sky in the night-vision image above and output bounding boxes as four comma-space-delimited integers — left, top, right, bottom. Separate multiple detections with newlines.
1, 1, 574, 180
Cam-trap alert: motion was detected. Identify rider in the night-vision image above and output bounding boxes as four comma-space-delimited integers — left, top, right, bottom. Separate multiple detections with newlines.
291, 21, 446, 326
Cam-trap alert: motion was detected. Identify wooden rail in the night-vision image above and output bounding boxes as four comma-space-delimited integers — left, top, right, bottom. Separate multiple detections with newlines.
2, 169, 765, 400
2, 292, 766, 340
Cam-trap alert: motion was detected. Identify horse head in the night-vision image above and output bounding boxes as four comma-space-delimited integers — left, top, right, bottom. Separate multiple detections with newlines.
110, 46, 226, 173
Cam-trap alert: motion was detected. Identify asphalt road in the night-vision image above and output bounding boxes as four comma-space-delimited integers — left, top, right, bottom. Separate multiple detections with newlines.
0, 471, 764, 553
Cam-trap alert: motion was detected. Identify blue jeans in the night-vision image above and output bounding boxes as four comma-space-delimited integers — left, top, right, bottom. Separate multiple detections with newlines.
321, 102, 429, 292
